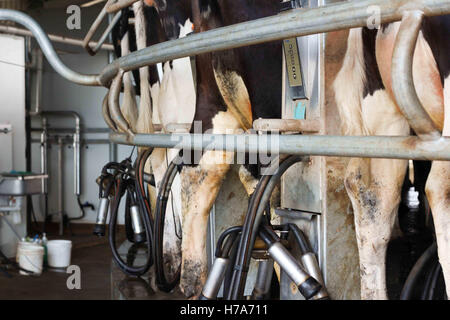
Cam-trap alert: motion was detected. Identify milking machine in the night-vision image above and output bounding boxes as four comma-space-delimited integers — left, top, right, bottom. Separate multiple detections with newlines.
200, 226, 242, 300
93, 149, 155, 276
200, 155, 329, 300
201, 223, 329, 300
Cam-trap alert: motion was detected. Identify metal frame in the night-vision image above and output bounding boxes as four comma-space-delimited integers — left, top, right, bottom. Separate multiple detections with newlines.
109, 133, 450, 161
82, 0, 121, 56
0, 0, 449, 160
0, 25, 114, 51
106, 0, 139, 13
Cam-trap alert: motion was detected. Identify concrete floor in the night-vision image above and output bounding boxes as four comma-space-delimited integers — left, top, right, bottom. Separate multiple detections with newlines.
0, 234, 112, 300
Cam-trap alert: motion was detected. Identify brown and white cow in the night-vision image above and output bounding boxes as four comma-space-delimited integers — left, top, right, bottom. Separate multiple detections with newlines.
176, 0, 282, 298
138, 0, 282, 298
333, 15, 449, 299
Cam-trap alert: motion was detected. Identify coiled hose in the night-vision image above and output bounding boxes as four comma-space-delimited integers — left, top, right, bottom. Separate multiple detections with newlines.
108, 150, 154, 277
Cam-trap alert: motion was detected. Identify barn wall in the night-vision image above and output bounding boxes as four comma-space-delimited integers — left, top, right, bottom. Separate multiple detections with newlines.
28, 6, 133, 225
0, 34, 27, 257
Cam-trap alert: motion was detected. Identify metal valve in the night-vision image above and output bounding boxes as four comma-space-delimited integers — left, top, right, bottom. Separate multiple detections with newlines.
130, 205, 145, 243
93, 197, 109, 236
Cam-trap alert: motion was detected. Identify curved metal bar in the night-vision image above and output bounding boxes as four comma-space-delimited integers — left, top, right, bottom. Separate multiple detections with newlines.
106, 0, 139, 14
98, 0, 450, 86
2, 1, 450, 88
391, 10, 441, 140
91, 11, 122, 55
102, 93, 117, 131
108, 70, 134, 136
0, 9, 100, 86
82, 0, 116, 56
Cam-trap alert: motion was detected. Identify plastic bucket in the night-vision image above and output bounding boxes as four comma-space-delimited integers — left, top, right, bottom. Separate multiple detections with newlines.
47, 240, 72, 268
18, 244, 44, 276
16, 241, 40, 263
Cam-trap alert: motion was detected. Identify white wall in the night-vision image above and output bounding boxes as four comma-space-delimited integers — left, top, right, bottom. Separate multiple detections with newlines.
29, 6, 133, 224
0, 34, 27, 257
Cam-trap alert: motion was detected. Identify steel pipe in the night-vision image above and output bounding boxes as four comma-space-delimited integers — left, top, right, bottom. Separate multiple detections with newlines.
28, 48, 43, 116
82, 0, 116, 56
106, 0, 139, 13
0, 9, 100, 86
40, 111, 82, 196
0, 25, 114, 51
40, 118, 48, 195
57, 136, 64, 236
108, 70, 134, 135
2, 1, 450, 87
90, 11, 122, 55
98, 0, 450, 86
253, 118, 321, 133
102, 92, 117, 131
109, 132, 450, 161
391, 10, 441, 140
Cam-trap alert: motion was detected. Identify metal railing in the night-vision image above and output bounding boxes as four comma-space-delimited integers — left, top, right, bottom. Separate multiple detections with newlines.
0, 0, 449, 160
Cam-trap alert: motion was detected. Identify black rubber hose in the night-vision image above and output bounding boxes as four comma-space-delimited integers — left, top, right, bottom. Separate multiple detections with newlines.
288, 223, 313, 255
222, 234, 241, 299
133, 147, 155, 256
227, 155, 304, 300
425, 260, 442, 300
124, 190, 135, 243
109, 177, 151, 276
68, 195, 86, 221
400, 241, 437, 300
154, 158, 181, 292
215, 226, 243, 258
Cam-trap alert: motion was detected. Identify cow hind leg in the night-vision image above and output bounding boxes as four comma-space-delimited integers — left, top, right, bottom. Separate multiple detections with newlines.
179, 151, 232, 298
426, 76, 450, 298
345, 156, 408, 299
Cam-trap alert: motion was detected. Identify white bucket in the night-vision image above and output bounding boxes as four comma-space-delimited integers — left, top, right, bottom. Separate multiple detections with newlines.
47, 240, 72, 268
18, 244, 44, 276
16, 241, 40, 263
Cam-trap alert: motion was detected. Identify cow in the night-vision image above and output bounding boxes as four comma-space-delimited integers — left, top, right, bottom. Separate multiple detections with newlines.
111, 0, 196, 287
125, 0, 282, 298
176, 0, 282, 298
333, 14, 449, 299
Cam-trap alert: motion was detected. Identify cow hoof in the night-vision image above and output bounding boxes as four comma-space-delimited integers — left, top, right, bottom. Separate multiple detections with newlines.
180, 260, 206, 298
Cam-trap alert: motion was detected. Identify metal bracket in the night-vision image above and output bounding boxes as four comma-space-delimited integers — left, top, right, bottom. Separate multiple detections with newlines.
275, 207, 321, 221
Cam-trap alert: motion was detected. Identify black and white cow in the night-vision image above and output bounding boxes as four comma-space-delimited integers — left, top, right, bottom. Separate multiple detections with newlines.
176, 0, 282, 298
123, 0, 282, 298
333, 15, 449, 299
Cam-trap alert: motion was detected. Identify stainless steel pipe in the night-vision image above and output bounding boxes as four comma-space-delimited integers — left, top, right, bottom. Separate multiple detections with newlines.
40, 117, 48, 194
40, 111, 82, 196
391, 10, 441, 140
0, 25, 114, 51
0, 9, 100, 86
57, 136, 64, 236
90, 11, 122, 55
106, 0, 139, 13
108, 70, 134, 135
98, 0, 450, 86
109, 132, 450, 161
82, 0, 116, 56
2, 1, 449, 87
28, 48, 43, 116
